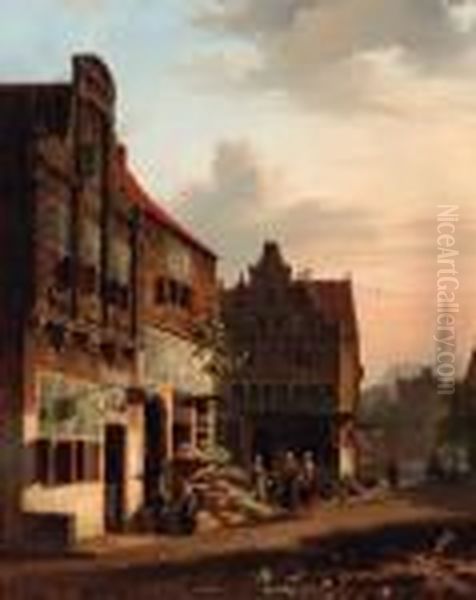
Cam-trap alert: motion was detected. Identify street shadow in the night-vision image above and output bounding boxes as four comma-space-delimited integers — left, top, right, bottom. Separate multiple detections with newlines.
28, 514, 476, 594
397, 478, 476, 518
0, 547, 95, 563
5, 483, 476, 598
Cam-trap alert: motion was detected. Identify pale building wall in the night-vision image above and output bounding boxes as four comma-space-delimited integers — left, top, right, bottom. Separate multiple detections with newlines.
22, 375, 105, 540
337, 326, 362, 479
158, 384, 174, 461
22, 369, 147, 542
338, 332, 360, 416
23, 483, 104, 540
124, 403, 145, 519
23, 407, 146, 542
339, 441, 357, 480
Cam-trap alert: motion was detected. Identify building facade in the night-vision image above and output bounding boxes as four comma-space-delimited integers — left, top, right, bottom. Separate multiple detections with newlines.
455, 351, 476, 471
222, 242, 362, 479
0, 55, 217, 546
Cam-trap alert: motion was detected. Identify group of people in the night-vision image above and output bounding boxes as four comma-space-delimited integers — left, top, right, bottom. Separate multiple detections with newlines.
149, 476, 199, 535
252, 450, 328, 510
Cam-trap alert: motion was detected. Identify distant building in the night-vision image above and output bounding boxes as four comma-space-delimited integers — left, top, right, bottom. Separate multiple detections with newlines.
0, 55, 217, 547
465, 350, 476, 390
393, 368, 440, 478
360, 367, 445, 484
460, 350, 476, 470
221, 242, 363, 479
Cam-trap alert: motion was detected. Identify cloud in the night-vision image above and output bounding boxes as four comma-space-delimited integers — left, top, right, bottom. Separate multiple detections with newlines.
196, 0, 317, 36
449, 0, 476, 33
173, 137, 476, 381
194, 0, 476, 111
198, 0, 464, 64
58, 0, 103, 9
176, 140, 378, 278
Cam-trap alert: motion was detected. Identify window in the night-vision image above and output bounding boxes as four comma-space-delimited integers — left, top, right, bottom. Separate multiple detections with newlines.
117, 285, 129, 309
110, 237, 131, 287
52, 397, 76, 422
105, 279, 129, 309
169, 279, 179, 304
85, 443, 101, 480
258, 317, 267, 337
249, 384, 259, 404
173, 424, 190, 452
37, 201, 69, 252
34, 439, 50, 484
79, 144, 98, 178
178, 284, 192, 309
34, 439, 100, 486
54, 441, 73, 484
100, 340, 117, 364
265, 287, 275, 304
78, 264, 98, 295
262, 384, 272, 413
72, 330, 90, 353
80, 219, 101, 267
155, 277, 167, 304
232, 383, 245, 412
275, 384, 288, 411
295, 348, 311, 368
54, 256, 73, 291
163, 233, 191, 281
76, 440, 85, 481
154, 277, 192, 310
45, 321, 66, 352
232, 383, 245, 401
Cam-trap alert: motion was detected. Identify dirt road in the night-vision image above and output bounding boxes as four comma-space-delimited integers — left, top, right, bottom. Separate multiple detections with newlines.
1, 482, 476, 598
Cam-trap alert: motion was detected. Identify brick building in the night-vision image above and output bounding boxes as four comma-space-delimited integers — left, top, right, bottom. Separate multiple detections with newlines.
0, 55, 217, 546
222, 242, 362, 479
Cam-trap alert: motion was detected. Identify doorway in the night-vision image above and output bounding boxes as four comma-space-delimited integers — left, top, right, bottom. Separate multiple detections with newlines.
104, 424, 126, 532
143, 397, 164, 507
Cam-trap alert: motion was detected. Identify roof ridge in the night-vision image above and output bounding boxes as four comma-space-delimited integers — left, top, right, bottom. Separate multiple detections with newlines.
123, 167, 216, 258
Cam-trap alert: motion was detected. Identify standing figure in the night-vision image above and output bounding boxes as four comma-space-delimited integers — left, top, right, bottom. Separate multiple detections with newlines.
386, 457, 400, 490
426, 451, 444, 482
252, 454, 268, 503
176, 480, 199, 535
281, 450, 300, 510
267, 454, 281, 504
300, 451, 318, 506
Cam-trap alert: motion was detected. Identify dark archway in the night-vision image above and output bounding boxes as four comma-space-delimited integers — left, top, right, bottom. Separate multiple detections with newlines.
143, 395, 165, 506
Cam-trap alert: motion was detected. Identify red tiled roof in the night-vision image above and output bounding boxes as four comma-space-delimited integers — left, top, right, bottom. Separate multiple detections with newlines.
306, 279, 358, 336
122, 167, 216, 259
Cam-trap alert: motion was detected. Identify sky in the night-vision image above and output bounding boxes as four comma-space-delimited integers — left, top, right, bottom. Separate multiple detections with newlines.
2, 0, 476, 384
